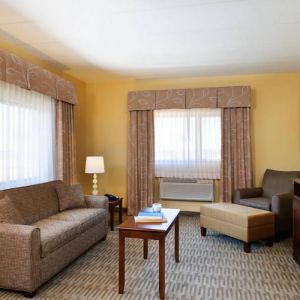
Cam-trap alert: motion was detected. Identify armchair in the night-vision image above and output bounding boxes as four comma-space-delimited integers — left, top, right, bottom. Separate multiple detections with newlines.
234, 169, 300, 236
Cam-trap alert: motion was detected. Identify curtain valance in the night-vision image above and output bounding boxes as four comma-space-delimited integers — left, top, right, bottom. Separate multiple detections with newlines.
0, 48, 77, 105
128, 86, 250, 111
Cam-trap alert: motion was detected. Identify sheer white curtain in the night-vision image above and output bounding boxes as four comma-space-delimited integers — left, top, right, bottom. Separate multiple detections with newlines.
154, 108, 221, 179
0, 80, 56, 189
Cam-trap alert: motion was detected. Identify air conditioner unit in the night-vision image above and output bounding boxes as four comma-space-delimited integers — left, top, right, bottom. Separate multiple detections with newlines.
160, 178, 213, 202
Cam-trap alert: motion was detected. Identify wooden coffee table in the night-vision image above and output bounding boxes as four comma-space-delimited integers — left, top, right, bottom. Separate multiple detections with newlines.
118, 208, 180, 300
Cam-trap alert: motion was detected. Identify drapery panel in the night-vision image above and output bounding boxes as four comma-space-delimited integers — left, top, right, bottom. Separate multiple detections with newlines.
0, 80, 56, 189
221, 107, 253, 202
154, 108, 221, 179
127, 110, 154, 215
56, 101, 77, 184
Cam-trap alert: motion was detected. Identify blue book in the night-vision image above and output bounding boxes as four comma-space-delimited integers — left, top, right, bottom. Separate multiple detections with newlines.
138, 210, 163, 217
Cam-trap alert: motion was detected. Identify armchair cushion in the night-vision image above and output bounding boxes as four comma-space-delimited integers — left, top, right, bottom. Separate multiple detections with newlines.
239, 197, 271, 211
262, 169, 300, 198
234, 187, 263, 204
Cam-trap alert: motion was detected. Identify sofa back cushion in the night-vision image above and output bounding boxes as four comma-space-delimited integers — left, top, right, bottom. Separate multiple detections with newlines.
25, 181, 63, 220
56, 183, 86, 211
0, 195, 25, 224
262, 169, 300, 198
0, 188, 39, 224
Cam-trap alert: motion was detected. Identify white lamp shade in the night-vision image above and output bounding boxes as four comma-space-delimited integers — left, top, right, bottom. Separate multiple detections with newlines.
85, 156, 105, 174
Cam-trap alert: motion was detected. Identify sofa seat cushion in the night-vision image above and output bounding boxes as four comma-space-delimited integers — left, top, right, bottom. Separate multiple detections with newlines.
33, 219, 81, 258
239, 197, 271, 211
50, 208, 106, 233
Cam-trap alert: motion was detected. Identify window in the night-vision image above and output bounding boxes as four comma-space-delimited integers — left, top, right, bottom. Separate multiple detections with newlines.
0, 81, 56, 189
154, 108, 221, 179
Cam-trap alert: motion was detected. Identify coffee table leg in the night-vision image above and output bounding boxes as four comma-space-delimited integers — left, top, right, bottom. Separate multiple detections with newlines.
143, 239, 148, 259
159, 236, 165, 300
175, 216, 179, 263
119, 231, 125, 294
119, 199, 123, 224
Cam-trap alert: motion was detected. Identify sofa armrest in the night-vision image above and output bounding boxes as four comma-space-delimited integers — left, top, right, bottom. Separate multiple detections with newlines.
0, 224, 41, 292
233, 187, 263, 203
271, 193, 293, 235
85, 195, 108, 211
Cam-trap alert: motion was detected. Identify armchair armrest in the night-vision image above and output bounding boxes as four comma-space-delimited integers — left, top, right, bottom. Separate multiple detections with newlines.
271, 193, 293, 235
85, 195, 108, 211
233, 187, 263, 204
0, 223, 41, 292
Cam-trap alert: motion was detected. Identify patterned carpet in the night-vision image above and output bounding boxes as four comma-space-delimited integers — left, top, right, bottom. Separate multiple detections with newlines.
1, 214, 300, 300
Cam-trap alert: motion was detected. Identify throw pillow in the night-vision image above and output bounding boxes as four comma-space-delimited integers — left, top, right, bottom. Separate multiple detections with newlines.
56, 183, 86, 211
0, 195, 25, 224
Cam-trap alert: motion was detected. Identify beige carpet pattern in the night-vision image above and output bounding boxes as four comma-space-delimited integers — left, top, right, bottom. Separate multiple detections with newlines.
1, 214, 300, 300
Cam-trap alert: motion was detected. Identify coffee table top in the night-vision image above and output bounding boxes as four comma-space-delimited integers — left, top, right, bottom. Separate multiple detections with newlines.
119, 208, 180, 232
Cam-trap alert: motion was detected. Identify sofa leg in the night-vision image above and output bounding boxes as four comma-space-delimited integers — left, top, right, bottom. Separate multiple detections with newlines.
200, 227, 207, 237
266, 238, 273, 247
243, 242, 251, 253
102, 234, 107, 241
22, 291, 36, 298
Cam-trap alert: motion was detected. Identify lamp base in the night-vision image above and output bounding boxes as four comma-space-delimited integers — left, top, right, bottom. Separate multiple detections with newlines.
92, 173, 98, 195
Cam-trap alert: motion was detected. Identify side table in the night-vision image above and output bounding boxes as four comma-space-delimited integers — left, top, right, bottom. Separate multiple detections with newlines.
109, 198, 123, 231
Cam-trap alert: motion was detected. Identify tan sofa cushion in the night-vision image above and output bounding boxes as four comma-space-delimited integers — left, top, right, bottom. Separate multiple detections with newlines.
0, 195, 25, 224
50, 208, 106, 233
201, 203, 274, 228
33, 219, 81, 258
25, 181, 62, 220
56, 184, 86, 212
1, 189, 39, 224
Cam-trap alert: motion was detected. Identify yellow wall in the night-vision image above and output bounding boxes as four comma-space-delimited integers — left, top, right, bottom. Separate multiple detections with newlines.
80, 73, 300, 211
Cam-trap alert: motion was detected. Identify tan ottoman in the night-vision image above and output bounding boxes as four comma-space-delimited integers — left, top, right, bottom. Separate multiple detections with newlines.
200, 203, 275, 253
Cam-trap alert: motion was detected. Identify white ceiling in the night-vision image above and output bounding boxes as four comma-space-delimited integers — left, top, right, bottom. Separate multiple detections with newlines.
0, 0, 300, 82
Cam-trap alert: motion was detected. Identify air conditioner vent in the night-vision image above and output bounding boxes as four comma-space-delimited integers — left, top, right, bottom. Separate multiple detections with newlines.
160, 178, 213, 202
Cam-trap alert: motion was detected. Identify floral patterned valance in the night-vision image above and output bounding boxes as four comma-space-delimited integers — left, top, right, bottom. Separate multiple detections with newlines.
128, 86, 251, 111
0, 48, 77, 105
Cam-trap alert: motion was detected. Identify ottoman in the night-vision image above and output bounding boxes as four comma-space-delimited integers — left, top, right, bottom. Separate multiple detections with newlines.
200, 203, 275, 253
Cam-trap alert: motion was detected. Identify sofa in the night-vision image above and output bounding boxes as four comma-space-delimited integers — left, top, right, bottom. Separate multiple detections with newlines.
0, 180, 108, 297
234, 169, 300, 237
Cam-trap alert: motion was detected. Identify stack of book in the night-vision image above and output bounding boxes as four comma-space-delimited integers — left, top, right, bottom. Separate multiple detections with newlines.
134, 208, 167, 223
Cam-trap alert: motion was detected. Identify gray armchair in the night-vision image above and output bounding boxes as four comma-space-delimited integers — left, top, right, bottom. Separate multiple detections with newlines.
234, 169, 300, 236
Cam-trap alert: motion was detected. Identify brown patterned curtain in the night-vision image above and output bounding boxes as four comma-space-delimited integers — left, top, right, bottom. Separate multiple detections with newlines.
221, 107, 253, 202
127, 110, 154, 215
56, 101, 77, 184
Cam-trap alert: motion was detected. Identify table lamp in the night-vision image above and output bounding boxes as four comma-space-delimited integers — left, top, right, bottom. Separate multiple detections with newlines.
85, 156, 105, 195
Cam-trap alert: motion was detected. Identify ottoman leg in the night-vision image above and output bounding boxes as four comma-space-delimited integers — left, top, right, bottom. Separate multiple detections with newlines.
266, 237, 273, 247
200, 227, 207, 237
244, 242, 251, 253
